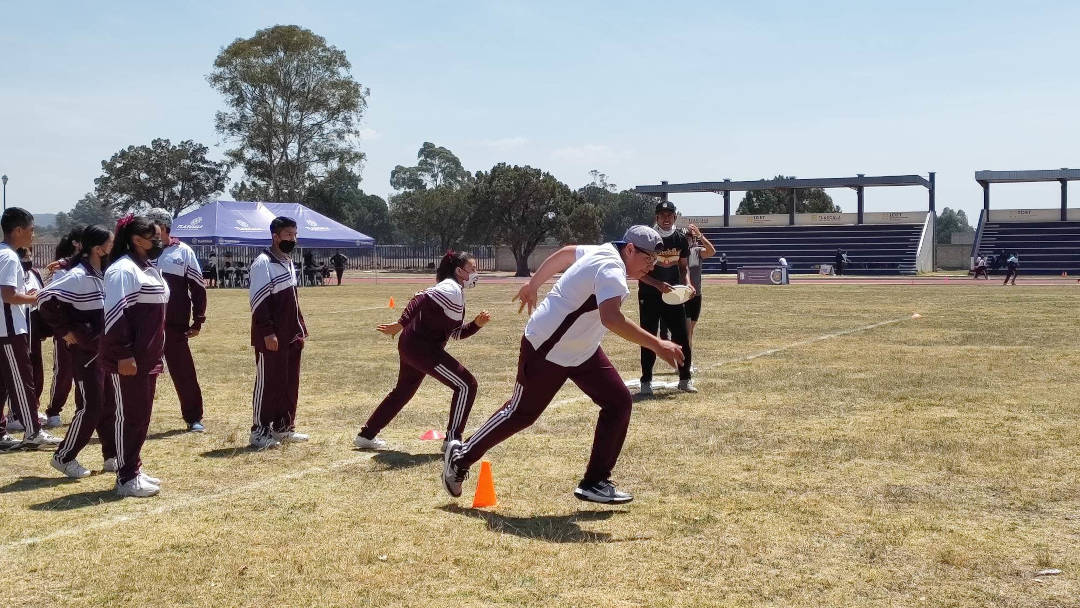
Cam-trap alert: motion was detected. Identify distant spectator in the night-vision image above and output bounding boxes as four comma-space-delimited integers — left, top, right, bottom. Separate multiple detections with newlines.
719, 252, 728, 273
205, 251, 218, 288
778, 257, 788, 268
330, 249, 348, 285
973, 255, 988, 279
834, 249, 845, 276
1003, 252, 1019, 286
684, 224, 715, 358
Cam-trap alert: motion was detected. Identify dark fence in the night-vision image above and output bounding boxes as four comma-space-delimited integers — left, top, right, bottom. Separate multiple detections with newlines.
190, 244, 496, 272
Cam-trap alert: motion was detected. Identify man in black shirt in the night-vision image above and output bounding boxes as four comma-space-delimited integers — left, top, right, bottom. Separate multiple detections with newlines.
330, 250, 348, 285
638, 200, 695, 395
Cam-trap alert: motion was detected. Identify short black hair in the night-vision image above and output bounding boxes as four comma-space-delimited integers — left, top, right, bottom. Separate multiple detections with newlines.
16, 247, 29, 259
270, 216, 297, 234
1, 208, 34, 235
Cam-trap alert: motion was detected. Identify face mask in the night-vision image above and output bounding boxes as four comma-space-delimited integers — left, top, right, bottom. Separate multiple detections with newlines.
21, 261, 32, 272
278, 240, 297, 254
147, 239, 165, 260
655, 224, 676, 238
462, 271, 479, 289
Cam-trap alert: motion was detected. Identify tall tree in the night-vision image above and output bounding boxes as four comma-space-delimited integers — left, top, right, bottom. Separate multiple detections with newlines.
389, 187, 474, 250
579, 170, 655, 241
736, 175, 840, 214
303, 166, 394, 242
936, 207, 974, 244
54, 193, 119, 235
208, 25, 369, 202
93, 139, 229, 217
390, 142, 469, 191
469, 163, 592, 276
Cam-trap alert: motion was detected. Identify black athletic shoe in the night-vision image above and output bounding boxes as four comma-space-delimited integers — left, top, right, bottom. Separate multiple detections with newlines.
441, 440, 469, 498
574, 479, 633, 504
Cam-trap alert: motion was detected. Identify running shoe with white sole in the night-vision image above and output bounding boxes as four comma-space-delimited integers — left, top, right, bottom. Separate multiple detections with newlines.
677, 379, 698, 393
103, 457, 118, 472
353, 434, 387, 450
51, 454, 91, 479
638, 381, 653, 396
22, 430, 62, 448
272, 429, 309, 443
0, 434, 20, 451
249, 429, 281, 450
441, 439, 468, 498
116, 476, 160, 498
187, 421, 205, 433
6, 418, 25, 432
44, 415, 63, 429
574, 479, 633, 504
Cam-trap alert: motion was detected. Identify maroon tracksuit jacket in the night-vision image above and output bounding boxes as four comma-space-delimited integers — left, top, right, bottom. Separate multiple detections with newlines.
249, 248, 307, 433
155, 240, 207, 424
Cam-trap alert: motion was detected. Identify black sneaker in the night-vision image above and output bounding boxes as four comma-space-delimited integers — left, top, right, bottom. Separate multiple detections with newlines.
574, 479, 633, 504
441, 439, 469, 498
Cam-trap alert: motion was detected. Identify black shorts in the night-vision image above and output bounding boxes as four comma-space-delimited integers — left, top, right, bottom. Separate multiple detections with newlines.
684, 294, 702, 321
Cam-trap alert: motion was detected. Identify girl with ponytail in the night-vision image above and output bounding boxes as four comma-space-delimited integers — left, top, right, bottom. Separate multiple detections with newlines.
354, 250, 490, 450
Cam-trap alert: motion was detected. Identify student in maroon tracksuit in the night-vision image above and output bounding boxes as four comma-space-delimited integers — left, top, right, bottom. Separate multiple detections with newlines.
2, 247, 49, 431
354, 251, 490, 450
442, 226, 685, 504
102, 215, 169, 498
44, 230, 82, 427
39, 225, 116, 478
147, 208, 208, 432
0, 208, 61, 450
248, 216, 309, 450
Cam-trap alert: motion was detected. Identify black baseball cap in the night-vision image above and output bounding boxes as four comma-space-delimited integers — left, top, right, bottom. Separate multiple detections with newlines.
655, 200, 677, 214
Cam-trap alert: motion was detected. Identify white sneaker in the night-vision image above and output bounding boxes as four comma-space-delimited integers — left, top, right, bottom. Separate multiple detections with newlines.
353, 434, 388, 450
44, 415, 63, 429
0, 434, 20, 451
272, 429, 309, 443
139, 471, 161, 485
23, 430, 62, 448
677, 379, 698, 393
37, 412, 47, 424
638, 381, 653, 396
51, 454, 91, 479
116, 476, 160, 498
6, 418, 25, 432
102, 457, 118, 472
249, 429, 281, 450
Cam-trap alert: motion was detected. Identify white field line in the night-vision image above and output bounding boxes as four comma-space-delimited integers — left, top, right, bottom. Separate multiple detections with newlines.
3, 315, 912, 552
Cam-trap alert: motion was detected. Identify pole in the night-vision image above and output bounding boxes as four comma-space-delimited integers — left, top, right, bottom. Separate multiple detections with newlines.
856, 174, 865, 225
929, 172, 936, 271
723, 179, 731, 227
1, 175, 7, 212
1060, 175, 1068, 222
789, 189, 796, 225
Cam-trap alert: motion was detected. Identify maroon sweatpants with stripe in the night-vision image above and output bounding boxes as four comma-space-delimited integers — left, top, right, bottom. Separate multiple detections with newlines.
54, 351, 116, 465
0, 334, 42, 436
163, 327, 204, 424
360, 335, 477, 441
458, 337, 633, 484
30, 336, 44, 401
107, 372, 158, 484
251, 341, 303, 432
46, 337, 75, 417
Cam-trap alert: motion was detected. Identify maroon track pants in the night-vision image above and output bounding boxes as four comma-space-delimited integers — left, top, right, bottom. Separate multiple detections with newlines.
0, 334, 42, 436
30, 336, 43, 402
163, 327, 204, 424
360, 338, 477, 441
251, 341, 303, 432
106, 372, 158, 484
55, 350, 115, 465
458, 337, 633, 484
46, 337, 75, 417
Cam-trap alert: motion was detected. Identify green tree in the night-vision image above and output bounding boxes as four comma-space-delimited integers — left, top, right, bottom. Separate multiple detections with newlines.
93, 139, 229, 217
579, 170, 655, 241
54, 193, 119, 235
936, 207, 974, 244
390, 187, 474, 249
390, 142, 469, 191
469, 163, 592, 276
303, 166, 394, 242
736, 175, 840, 214
208, 25, 369, 202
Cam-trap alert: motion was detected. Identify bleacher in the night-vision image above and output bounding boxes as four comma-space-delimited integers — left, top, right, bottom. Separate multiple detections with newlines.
700, 223, 925, 275
975, 221, 1080, 274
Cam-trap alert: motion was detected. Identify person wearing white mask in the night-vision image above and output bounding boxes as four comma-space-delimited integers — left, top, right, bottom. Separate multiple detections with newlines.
354, 250, 490, 450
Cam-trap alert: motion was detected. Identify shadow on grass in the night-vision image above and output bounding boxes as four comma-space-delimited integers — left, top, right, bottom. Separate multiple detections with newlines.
29, 488, 123, 511
201, 446, 255, 458
439, 505, 639, 543
631, 390, 684, 404
0, 476, 79, 493
146, 429, 189, 441
369, 450, 441, 470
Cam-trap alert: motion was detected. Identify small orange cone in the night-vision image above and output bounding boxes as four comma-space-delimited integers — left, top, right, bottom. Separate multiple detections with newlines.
419, 429, 444, 441
388, 297, 395, 308
471, 460, 497, 508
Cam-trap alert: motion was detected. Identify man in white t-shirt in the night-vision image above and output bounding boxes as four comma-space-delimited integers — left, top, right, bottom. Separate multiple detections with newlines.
442, 226, 684, 504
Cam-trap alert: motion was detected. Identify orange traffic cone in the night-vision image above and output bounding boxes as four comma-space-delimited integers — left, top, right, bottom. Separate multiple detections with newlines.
388, 297, 395, 308
472, 460, 497, 508
419, 429, 444, 441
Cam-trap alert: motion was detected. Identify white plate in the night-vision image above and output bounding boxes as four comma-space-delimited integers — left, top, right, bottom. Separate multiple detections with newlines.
661, 285, 694, 305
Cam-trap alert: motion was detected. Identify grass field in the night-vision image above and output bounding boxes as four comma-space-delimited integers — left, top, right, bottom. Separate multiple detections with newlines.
1, 279, 1078, 607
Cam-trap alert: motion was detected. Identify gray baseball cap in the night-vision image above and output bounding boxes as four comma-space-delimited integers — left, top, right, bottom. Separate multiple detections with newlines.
623, 225, 663, 254
146, 207, 173, 228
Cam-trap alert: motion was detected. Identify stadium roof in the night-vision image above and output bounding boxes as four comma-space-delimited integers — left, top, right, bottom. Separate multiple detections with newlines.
635, 174, 931, 194
975, 169, 1080, 184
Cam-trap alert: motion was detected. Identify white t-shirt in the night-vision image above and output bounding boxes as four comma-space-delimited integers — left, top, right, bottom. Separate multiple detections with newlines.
524, 243, 629, 367
0, 243, 29, 338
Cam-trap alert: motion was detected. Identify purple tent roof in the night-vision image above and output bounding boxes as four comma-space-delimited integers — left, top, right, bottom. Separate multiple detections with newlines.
170, 201, 375, 247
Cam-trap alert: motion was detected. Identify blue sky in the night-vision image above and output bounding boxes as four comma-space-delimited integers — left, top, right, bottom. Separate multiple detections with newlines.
3, 1, 1079, 223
